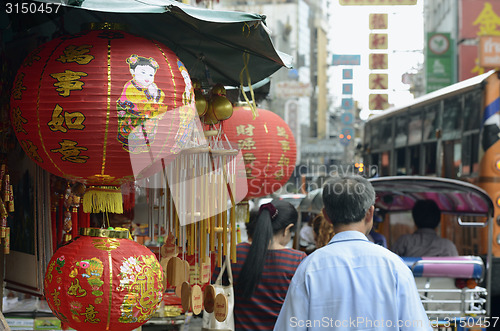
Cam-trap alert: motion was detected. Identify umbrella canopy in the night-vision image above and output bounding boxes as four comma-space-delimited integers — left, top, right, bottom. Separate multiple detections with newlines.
298, 188, 323, 214
5, 0, 291, 87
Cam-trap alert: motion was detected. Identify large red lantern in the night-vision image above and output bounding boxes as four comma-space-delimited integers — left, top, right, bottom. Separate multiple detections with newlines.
222, 106, 296, 199
10, 27, 196, 213
44, 229, 163, 331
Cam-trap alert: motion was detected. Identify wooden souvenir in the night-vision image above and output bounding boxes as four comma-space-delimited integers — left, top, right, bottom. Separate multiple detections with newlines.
203, 284, 216, 313
214, 293, 228, 322
181, 281, 191, 312
191, 284, 203, 315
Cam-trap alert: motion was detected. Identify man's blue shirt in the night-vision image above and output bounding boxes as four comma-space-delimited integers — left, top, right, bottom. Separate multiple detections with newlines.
274, 231, 432, 330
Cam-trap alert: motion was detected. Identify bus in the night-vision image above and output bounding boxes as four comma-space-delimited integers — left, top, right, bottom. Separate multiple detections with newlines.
363, 70, 500, 321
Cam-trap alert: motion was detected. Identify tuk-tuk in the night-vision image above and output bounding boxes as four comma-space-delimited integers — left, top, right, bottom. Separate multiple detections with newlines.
371, 176, 493, 330
298, 176, 494, 330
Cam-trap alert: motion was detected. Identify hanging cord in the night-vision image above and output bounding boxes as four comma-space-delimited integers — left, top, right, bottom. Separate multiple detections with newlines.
239, 52, 257, 119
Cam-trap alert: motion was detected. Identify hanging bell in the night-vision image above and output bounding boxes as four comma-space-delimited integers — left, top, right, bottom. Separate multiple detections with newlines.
202, 102, 219, 125
211, 95, 233, 121
195, 89, 208, 116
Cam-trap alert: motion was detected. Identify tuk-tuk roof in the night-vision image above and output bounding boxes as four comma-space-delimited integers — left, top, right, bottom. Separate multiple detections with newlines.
299, 176, 494, 217
370, 176, 494, 217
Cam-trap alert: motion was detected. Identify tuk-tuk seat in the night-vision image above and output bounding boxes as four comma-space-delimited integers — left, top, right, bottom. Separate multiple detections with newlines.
402, 256, 484, 280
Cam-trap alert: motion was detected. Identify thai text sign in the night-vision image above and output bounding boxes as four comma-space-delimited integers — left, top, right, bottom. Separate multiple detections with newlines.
479, 36, 500, 67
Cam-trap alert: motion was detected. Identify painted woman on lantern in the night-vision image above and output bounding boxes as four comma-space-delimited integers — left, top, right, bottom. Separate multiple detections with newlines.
117, 55, 167, 153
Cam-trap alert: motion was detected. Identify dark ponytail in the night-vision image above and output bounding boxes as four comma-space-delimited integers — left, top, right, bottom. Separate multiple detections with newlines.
235, 200, 298, 298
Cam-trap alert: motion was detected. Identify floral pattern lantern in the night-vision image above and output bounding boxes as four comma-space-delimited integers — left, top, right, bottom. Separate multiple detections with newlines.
10, 27, 196, 213
222, 106, 297, 199
44, 228, 163, 331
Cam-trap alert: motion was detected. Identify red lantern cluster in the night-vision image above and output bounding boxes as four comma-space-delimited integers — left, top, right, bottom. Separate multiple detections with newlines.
9, 28, 196, 212
222, 106, 297, 199
44, 230, 163, 331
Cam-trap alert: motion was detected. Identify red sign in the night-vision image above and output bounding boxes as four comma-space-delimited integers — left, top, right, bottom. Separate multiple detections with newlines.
459, 0, 500, 80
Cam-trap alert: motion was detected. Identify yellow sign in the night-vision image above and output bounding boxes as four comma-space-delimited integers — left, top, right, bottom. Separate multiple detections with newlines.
369, 33, 388, 49
340, 0, 417, 5
369, 94, 389, 110
369, 53, 388, 69
369, 74, 388, 90
369, 14, 388, 29
479, 35, 500, 67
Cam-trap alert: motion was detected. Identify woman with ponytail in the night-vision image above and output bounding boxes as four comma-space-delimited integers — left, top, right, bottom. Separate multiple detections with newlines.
231, 200, 307, 330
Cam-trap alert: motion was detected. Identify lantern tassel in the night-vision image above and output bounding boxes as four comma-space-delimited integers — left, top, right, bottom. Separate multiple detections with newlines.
83, 186, 123, 214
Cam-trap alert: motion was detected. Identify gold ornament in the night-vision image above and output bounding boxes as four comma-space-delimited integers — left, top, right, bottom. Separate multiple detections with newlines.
202, 103, 219, 125
211, 95, 233, 121
195, 89, 208, 116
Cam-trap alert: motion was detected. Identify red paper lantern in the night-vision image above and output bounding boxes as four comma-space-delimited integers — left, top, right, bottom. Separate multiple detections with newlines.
44, 229, 163, 331
222, 106, 297, 199
10, 28, 196, 213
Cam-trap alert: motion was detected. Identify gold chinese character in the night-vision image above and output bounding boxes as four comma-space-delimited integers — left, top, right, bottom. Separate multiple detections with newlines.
245, 167, 255, 179
279, 140, 290, 153
48, 104, 86, 132
474, 3, 500, 36
81, 304, 100, 323
238, 137, 256, 150
236, 124, 255, 136
243, 153, 257, 165
50, 139, 89, 163
51, 289, 61, 309
22, 47, 42, 67
50, 70, 88, 97
275, 154, 290, 180
12, 73, 27, 100
20, 140, 43, 163
276, 126, 288, 139
67, 278, 87, 298
11, 107, 28, 134
57, 45, 94, 64
48, 104, 66, 132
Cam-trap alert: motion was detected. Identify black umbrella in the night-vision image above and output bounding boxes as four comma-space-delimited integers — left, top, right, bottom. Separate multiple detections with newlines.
4, 0, 292, 87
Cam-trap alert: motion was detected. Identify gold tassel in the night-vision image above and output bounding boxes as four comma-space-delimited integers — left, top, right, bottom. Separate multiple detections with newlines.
82, 186, 123, 214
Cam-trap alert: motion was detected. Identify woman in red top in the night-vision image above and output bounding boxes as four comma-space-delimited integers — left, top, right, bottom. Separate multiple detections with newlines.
232, 201, 307, 330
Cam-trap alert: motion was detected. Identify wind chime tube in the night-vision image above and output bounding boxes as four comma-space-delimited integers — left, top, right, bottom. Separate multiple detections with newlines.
221, 156, 228, 259
231, 156, 237, 262
217, 160, 223, 267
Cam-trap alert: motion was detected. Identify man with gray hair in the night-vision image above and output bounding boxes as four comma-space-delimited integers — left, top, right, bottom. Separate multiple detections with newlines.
274, 175, 431, 330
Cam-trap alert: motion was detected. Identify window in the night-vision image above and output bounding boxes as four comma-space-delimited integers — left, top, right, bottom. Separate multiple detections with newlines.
396, 148, 406, 175
463, 91, 481, 132
442, 96, 463, 140
443, 140, 461, 178
395, 116, 408, 147
424, 143, 437, 175
409, 146, 420, 175
462, 133, 480, 175
381, 151, 390, 176
423, 105, 438, 141
408, 112, 422, 145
